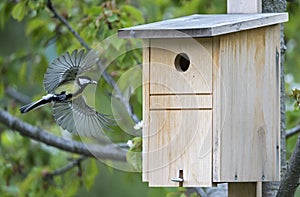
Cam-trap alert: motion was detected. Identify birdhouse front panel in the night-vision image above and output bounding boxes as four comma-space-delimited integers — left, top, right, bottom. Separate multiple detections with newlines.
142, 38, 213, 187
119, 13, 288, 187
149, 38, 212, 94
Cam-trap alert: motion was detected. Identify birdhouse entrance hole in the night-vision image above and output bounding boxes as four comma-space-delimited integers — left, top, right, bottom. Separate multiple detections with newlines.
118, 12, 288, 187
175, 53, 190, 72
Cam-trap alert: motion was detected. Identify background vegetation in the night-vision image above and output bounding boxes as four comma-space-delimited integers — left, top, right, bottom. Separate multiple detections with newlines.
0, 0, 299, 196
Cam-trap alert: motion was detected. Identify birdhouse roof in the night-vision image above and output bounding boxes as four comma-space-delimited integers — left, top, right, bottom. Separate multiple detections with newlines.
118, 13, 288, 38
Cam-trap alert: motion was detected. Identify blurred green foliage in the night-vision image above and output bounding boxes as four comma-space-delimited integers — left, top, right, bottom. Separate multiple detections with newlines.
0, 0, 300, 196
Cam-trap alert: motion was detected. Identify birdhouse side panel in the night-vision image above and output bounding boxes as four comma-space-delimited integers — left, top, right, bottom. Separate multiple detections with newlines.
142, 39, 150, 182
213, 25, 281, 182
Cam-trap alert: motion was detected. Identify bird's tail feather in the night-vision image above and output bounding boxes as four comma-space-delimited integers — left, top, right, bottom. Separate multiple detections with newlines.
20, 95, 53, 113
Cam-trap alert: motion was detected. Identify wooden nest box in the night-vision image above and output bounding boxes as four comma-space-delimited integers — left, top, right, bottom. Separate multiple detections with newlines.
118, 13, 288, 187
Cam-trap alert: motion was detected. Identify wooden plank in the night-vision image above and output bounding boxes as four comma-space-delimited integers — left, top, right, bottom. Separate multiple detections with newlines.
227, 0, 262, 13
228, 183, 262, 197
212, 36, 221, 182
150, 94, 212, 110
118, 13, 288, 38
227, 1, 263, 197
257, 182, 262, 197
148, 110, 212, 187
212, 25, 281, 182
150, 38, 212, 94
142, 39, 150, 182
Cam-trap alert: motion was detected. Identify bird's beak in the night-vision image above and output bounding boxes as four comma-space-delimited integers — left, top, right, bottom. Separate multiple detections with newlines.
91, 80, 97, 84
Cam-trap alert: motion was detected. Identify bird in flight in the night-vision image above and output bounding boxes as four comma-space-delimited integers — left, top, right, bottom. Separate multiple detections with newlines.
20, 49, 113, 137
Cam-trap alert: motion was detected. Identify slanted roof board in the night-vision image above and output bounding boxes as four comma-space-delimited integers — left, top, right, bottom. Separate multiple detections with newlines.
118, 13, 288, 38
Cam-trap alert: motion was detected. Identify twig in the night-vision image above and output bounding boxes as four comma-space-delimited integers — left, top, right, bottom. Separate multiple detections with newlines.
277, 134, 300, 196
5, 87, 31, 104
286, 125, 300, 139
0, 108, 127, 162
44, 156, 88, 178
5, 87, 131, 148
46, 0, 140, 126
46, 0, 90, 50
193, 187, 207, 197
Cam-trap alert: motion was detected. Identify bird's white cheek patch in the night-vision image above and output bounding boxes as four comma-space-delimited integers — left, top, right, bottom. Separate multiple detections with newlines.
79, 78, 90, 85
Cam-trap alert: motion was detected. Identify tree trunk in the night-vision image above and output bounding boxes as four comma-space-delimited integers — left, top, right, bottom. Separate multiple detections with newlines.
262, 0, 287, 196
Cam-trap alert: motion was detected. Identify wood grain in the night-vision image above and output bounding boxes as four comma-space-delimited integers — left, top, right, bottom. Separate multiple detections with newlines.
118, 13, 288, 38
148, 110, 212, 187
227, 0, 262, 13
150, 38, 212, 94
228, 183, 262, 197
150, 94, 212, 110
141, 20, 282, 188
144, 37, 214, 186
212, 25, 281, 182
142, 39, 150, 182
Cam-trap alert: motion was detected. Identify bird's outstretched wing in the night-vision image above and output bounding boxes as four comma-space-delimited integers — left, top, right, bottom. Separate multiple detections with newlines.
52, 96, 113, 137
44, 49, 99, 94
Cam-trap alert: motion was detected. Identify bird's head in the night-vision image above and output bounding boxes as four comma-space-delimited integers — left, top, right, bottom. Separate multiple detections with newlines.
76, 76, 97, 88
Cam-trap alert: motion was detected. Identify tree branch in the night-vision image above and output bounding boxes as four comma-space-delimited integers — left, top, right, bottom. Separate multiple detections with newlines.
44, 156, 88, 179
5, 87, 131, 148
0, 108, 127, 162
262, 0, 287, 196
286, 125, 300, 139
277, 134, 300, 196
46, 0, 141, 126
46, 0, 90, 50
6, 87, 31, 104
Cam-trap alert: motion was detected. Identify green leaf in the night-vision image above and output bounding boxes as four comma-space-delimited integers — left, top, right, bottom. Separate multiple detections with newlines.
189, 192, 199, 197
126, 150, 142, 171
127, 137, 142, 171
131, 137, 142, 151
84, 159, 98, 191
110, 36, 124, 51
20, 167, 42, 194
166, 192, 181, 197
0, 185, 20, 197
85, 6, 103, 15
2, 164, 13, 181
63, 175, 80, 197
136, 86, 142, 105
26, 18, 47, 35
0, 2, 11, 29
292, 88, 300, 110
107, 14, 119, 23
11, 1, 28, 22
19, 62, 27, 83
121, 5, 144, 24
104, 9, 112, 15
0, 82, 4, 98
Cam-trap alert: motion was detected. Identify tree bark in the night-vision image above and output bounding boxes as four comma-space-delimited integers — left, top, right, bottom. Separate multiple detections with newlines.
262, 0, 287, 196
277, 135, 300, 196
0, 109, 127, 162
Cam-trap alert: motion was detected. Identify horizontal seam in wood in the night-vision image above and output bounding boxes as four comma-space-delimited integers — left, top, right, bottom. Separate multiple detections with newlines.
150, 93, 213, 96
150, 108, 213, 111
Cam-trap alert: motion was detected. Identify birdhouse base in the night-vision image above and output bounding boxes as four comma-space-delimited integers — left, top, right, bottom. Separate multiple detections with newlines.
118, 13, 288, 187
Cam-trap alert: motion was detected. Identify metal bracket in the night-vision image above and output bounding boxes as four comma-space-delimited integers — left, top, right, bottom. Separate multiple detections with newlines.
171, 169, 184, 187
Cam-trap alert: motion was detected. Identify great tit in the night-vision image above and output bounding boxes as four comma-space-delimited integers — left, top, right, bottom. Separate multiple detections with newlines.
20, 49, 113, 137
